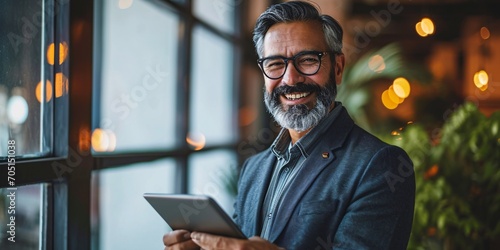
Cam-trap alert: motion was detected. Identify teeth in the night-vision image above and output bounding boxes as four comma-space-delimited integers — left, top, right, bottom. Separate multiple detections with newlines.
285, 92, 310, 100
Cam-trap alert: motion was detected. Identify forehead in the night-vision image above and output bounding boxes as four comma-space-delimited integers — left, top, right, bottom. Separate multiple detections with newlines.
262, 21, 327, 57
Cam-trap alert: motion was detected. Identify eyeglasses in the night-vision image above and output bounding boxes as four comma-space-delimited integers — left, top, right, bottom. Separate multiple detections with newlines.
257, 51, 328, 80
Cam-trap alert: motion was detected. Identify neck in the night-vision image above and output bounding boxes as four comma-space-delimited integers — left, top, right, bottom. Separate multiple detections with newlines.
289, 128, 311, 145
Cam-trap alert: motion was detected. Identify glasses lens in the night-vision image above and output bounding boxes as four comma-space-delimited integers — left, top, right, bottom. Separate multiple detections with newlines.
259, 52, 323, 79
262, 58, 286, 79
295, 53, 321, 75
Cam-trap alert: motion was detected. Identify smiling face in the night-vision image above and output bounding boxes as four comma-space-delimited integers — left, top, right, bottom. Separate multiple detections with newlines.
262, 21, 344, 133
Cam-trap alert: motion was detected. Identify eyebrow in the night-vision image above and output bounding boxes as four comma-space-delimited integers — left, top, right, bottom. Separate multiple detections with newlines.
261, 50, 324, 59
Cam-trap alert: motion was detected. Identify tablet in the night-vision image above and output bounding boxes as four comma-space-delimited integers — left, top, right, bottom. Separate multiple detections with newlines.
143, 193, 246, 239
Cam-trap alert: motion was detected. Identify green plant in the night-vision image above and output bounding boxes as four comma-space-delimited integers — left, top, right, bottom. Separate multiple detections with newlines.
338, 43, 431, 131
387, 102, 500, 249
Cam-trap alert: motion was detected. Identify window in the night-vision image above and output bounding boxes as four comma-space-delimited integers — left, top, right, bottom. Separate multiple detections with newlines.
0, 184, 45, 249
91, 159, 176, 250
1, 0, 89, 249
190, 25, 236, 146
90, 0, 241, 249
94, 0, 179, 152
0, 0, 54, 158
0, 1, 60, 249
1, 0, 242, 249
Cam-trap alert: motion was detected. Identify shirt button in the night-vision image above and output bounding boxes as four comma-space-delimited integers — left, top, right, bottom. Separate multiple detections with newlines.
284, 167, 289, 173
268, 213, 272, 219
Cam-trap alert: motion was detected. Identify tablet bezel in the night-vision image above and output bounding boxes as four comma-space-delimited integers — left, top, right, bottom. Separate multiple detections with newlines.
143, 193, 246, 239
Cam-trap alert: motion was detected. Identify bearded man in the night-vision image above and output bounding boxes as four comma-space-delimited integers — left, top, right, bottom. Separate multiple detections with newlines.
163, 1, 415, 249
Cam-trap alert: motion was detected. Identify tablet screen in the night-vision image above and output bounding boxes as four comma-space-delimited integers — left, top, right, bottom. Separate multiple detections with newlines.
144, 193, 246, 239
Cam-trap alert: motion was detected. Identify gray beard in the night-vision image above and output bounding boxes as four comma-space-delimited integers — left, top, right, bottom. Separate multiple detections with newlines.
264, 79, 336, 132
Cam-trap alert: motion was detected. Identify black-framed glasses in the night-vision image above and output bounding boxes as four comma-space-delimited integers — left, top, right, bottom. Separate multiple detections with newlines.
257, 51, 328, 80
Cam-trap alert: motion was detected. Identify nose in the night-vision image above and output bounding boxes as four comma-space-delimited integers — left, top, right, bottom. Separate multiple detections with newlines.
281, 60, 305, 86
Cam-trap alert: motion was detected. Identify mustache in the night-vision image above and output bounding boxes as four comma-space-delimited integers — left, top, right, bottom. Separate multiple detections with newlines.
273, 83, 322, 96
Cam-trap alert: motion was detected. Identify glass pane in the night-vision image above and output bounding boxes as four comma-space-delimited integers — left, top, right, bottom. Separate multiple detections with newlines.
189, 150, 238, 215
0, 184, 44, 250
0, 0, 53, 158
193, 0, 236, 34
91, 159, 176, 250
190, 26, 235, 146
94, 0, 178, 153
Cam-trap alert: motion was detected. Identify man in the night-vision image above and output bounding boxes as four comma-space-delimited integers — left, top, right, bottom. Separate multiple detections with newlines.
163, 1, 415, 249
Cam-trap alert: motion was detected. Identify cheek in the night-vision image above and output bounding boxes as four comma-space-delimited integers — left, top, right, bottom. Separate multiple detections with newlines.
264, 79, 279, 93
309, 75, 329, 87
313, 69, 332, 86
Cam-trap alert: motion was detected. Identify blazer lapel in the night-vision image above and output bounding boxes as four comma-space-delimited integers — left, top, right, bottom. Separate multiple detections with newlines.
267, 108, 355, 242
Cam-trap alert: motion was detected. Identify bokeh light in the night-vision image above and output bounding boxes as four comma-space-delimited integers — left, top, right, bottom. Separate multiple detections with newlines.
368, 55, 386, 73
35, 80, 53, 103
92, 128, 117, 152
79, 127, 91, 153
480, 27, 490, 40
416, 18, 435, 37
186, 132, 206, 151
59, 42, 68, 64
381, 77, 412, 110
47, 42, 69, 65
7, 95, 29, 124
474, 70, 489, 90
415, 22, 428, 37
388, 86, 404, 104
118, 0, 133, 9
47, 43, 55, 65
382, 90, 398, 110
421, 18, 435, 35
55, 72, 69, 98
479, 84, 488, 91
393, 77, 411, 98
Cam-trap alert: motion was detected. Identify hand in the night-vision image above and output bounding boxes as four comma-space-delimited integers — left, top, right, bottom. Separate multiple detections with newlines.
190, 232, 285, 250
163, 230, 200, 250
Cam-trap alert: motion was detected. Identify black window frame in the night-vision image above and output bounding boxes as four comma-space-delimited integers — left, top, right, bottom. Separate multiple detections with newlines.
0, 0, 243, 249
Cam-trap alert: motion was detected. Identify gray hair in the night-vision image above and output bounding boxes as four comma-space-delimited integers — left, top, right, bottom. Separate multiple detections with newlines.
253, 1, 343, 58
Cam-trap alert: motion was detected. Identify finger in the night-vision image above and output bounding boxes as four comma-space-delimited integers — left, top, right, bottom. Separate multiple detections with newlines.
163, 230, 192, 246
248, 236, 267, 242
249, 236, 285, 250
164, 239, 200, 250
191, 232, 237, 249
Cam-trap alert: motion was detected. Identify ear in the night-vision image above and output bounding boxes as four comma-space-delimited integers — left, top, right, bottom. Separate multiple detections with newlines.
333, 53, 345, 85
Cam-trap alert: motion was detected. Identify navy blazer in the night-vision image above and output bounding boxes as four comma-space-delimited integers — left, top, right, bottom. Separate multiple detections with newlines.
233, 107, 415, 250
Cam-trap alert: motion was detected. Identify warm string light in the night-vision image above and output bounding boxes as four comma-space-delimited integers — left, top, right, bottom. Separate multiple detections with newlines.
35, 80, 53, 102
474, 26, 491, 91
382, 77, 411, 110
390, 121, 413, 141
37, 42, 69, 102
473, 70, 489, 91
47, 42, 68, 65
91, 128, 117, 152
368, 54, 386, 73
416, 17, 435, 37
186, 132, 206, 151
